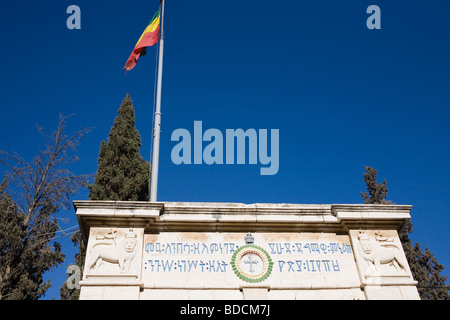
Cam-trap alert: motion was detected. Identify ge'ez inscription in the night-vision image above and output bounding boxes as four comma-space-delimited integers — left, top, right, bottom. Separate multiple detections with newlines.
145, 259, 228, 272
269, 242, 352, 255
278, 259, 340, 272
145, 242, 238, 255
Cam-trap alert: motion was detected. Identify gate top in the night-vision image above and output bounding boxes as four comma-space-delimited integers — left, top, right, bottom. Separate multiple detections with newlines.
74, 201, 412, 240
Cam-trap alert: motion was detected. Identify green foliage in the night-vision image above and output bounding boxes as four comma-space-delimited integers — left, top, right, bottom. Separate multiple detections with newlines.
360, 166, 390, 204
0, 115, 89, 300
399, 220, 449, 300
61, 95, 150, 300
59, 230, 85, 300
88, 94, 150, 201
361, 166, 449, 300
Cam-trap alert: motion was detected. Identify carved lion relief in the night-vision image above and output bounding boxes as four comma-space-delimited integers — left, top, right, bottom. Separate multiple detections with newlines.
87, 228, 141, 275
353, 231, 408, 276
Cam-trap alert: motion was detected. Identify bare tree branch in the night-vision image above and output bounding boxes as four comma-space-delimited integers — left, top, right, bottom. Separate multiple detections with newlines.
0, 114, 93, 228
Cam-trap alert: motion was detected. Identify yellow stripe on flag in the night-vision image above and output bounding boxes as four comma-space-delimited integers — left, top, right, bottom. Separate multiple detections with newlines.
136, 16, 160, 47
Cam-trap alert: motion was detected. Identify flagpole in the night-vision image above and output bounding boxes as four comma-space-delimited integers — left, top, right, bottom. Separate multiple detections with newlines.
150, 0, 165, 202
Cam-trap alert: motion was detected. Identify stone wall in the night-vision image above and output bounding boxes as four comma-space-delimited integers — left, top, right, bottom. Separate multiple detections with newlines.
75, 201, 420, 300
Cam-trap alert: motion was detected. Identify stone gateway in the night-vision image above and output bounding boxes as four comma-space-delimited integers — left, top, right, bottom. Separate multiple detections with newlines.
74, 201, 420, 300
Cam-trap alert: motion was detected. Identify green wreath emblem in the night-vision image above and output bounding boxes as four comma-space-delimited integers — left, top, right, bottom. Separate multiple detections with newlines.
230, 244, 273, 283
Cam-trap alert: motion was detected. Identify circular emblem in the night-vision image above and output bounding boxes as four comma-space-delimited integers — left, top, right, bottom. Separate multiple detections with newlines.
231, 245, 273, 283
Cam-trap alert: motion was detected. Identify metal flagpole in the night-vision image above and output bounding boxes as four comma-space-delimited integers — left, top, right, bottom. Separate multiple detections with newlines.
150, 0, 165, 202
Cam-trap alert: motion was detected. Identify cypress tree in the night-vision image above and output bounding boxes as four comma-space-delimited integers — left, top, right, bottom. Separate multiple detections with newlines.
61, 95, 151, 300
360, 166, 391, 204
88, 94, 151, 201
361, 166, 449, 300
399, 220, 449, 300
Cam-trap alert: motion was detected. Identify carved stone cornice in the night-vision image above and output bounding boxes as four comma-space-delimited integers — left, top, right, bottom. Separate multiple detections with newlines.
74, 201, 412, 239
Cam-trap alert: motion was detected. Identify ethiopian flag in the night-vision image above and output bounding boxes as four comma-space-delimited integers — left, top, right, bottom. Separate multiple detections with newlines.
124, 9, 161, 71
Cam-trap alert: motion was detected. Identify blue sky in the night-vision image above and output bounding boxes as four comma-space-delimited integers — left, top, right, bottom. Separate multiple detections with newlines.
0, 1, 449, 299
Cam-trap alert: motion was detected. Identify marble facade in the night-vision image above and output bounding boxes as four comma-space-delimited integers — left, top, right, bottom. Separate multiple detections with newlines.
75, 201, 420, 300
